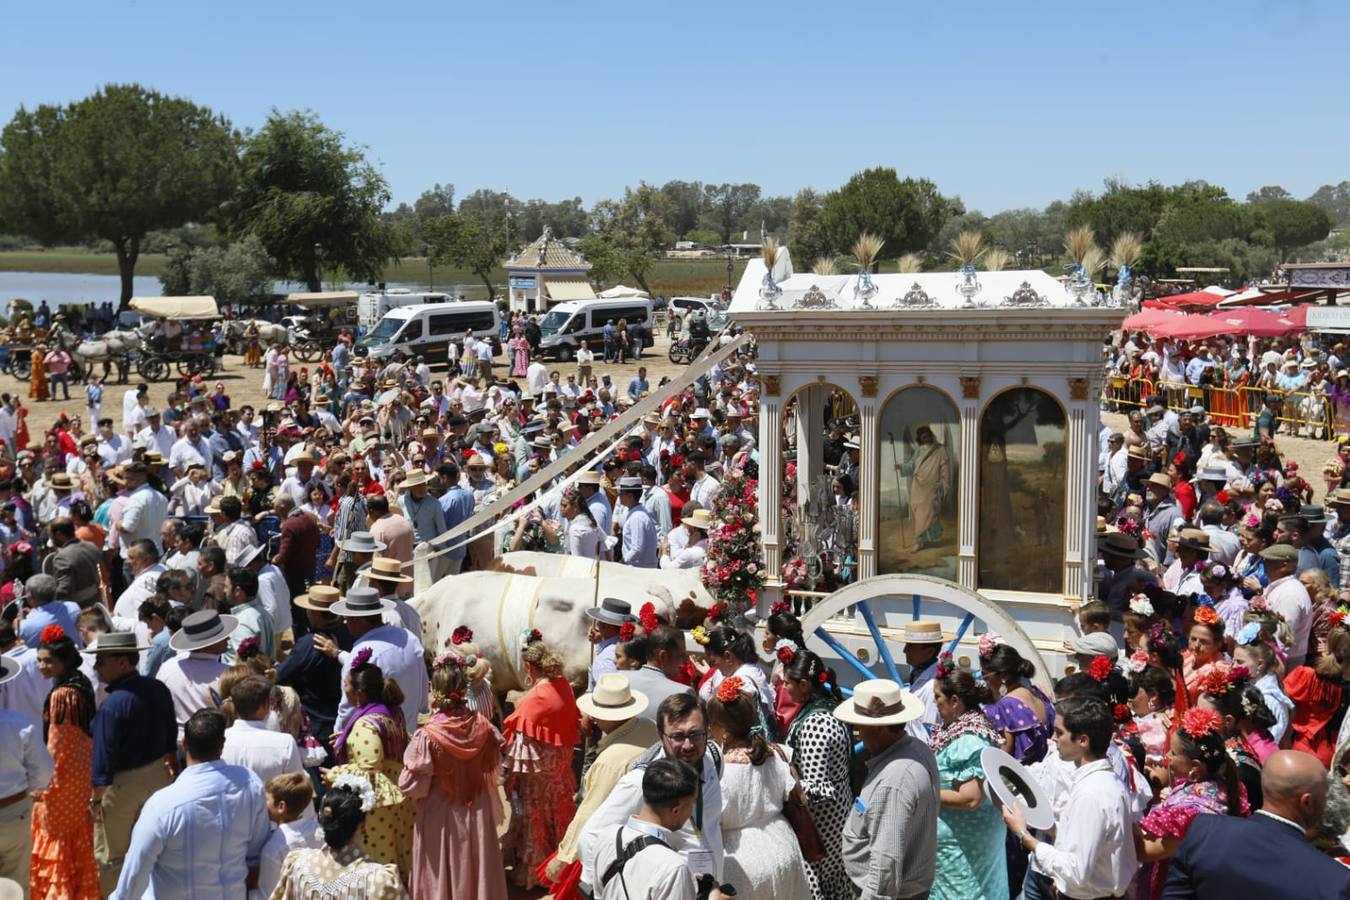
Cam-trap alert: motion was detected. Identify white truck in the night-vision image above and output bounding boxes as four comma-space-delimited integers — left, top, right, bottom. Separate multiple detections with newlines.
357, 288, 450, 334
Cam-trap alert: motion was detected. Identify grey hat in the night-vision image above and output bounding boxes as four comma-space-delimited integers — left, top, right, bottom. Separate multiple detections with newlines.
82, 630, 151, 654
1189, 404, 1206, 416
1069, 631, 1120, 663
330, 586, 396, 618
1145, 404, 1165, 416
1300, 504, 1328, 525
531, 436, 553, 450
1197, 464, 1229, 483
0, 656, 18, 685
170, 610, 240, 652
585, 597, 635, 627
339, 531, 387, 554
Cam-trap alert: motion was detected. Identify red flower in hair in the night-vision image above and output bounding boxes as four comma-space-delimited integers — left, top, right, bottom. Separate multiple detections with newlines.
619, 621, 636, 642
1193, 606, 1221, 627
639, 602, 659, 632
1113, 703, 1131, 724
716, 675, 745, 703
1088, 655, 1113, 682
817, 670, 828, 685
777, 645, 797, 665
1196, 666, 1233, 696
1181, 707, 1222, 739
40, 624, 65, 644
451, 626, 473, 645
1330, 610, 1348, 629
707, 603, 722, 622
770, 599, 790, 616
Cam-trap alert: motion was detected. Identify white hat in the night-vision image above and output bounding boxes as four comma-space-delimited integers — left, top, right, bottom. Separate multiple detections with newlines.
576, 673, 648, 721
833, 679, 924, 726
901, 621, 945, 644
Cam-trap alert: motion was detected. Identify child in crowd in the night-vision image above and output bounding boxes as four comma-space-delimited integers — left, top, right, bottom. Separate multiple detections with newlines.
256, 772, 322, 900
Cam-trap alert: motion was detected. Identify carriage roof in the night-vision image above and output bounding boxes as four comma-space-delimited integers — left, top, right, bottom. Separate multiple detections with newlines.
129, 296, 220, 320
285, 291, 358, 308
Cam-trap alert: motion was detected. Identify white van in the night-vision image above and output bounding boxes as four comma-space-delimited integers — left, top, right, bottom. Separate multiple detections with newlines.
356, 301, 500, 366
668, 295, 725, 319
357, 288, 451, 334
536, 297, 655, 361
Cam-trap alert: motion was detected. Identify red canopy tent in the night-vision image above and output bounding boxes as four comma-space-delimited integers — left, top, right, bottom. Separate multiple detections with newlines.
1204, 307, 1299, 338
1149, 314, 1231, 341
1153, 290, 1228, 309
1122, 307, 1185, 332
1276, 305, 1309, 329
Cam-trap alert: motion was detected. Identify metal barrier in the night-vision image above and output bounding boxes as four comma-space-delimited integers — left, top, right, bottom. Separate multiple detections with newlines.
1103, 374, 1154, 412
1099, 378, 1338, 441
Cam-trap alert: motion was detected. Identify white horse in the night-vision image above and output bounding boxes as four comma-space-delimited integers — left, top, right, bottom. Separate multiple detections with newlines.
223, 319, 288, 351
73, 325, 150, 382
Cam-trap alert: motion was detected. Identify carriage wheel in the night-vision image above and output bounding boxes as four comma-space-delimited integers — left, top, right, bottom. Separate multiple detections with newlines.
294, 341, 322, 363
796, 573, 1055, 698
141, 358, 169, 382
191, 355, 216, 378
10, 356, 30, 380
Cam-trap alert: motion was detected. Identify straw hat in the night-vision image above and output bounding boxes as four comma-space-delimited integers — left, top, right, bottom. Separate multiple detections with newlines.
576, 673, 649, 722
401, 470, 428, 489
1145, 472, 1173, 490
169, 610, 239, 652
833, 679, 924, 726
464, 454, 488, 469
899, 621, 944, 645
362, 556, 413, 585
575, 470, 603, 486
1174, 528, 1211, 553
684, 509, 715, 531
50, 473, 73, 491
295, 584, 341, 613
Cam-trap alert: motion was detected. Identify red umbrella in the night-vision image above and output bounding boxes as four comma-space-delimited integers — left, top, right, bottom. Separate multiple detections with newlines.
1162, 290, 1229, 307
1276, 305, 1309, 329
1122, 307, 1185, 332
1149, 314, 1231, 341
1204, 307, 1299, 338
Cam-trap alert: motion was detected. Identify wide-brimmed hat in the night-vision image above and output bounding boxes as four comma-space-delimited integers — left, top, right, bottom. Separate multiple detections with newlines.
361, 556, 413, 584
902, 621, 944, 645
401, 470, 428, 489
1300, 504, 1328, 525
1196, 464, 1228, 483
1328, 488, 1350, 508
295, 584, 341, 612
576, 470, 603, 486
50, 473, 73, 491
1098, 531, 1145, 559
464, 454, 488, 469
684, 509, 715, 532
331, 586, 396, 618
0, 656, 19, 687
833, 678, 924, 726
576, 673, 649, 721
1145, 472, 1173, 491
1175, 528, 1211, 553
204, 497, 224, 515
586, 597, 635, 627
340, 531, 387, 554
616, 476, 643, 492
82, 630, 150, 654
170, 610, 239, 652
1127, 446, 1151, 462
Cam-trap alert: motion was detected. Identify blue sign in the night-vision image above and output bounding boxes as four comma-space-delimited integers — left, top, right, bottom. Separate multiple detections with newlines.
509, 276, 536, 290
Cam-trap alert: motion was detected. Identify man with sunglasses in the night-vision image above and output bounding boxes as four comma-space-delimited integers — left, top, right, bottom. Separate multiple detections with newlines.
579, 693, 725, 892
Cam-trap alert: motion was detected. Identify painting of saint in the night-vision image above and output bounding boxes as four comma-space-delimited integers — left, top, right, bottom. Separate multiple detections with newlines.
879, 387, 959, 580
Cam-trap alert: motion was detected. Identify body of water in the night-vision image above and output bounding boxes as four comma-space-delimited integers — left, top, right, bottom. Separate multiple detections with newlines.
0, 271, 162, 313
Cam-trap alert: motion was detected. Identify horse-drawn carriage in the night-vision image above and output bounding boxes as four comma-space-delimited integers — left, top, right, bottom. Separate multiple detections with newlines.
128, 296, 221, 381
283, 291, 358, 361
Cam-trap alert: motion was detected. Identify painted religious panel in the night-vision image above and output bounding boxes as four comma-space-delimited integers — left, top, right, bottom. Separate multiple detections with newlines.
878, 386, 959, 580
978, 387, 1066, 593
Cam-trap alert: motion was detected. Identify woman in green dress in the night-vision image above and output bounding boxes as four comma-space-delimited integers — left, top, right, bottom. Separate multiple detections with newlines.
931, 667, 1009, 900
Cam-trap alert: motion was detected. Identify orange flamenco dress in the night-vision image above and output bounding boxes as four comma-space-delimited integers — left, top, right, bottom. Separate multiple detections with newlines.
31, 683, 100, 899
501, 676, 580, 890
1283, 665, 1343, 767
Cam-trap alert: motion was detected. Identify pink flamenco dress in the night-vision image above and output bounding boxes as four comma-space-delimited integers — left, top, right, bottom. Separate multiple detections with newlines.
1136, 778, 1249, 900
500, 676, 580, 890
399, 708, 508, 900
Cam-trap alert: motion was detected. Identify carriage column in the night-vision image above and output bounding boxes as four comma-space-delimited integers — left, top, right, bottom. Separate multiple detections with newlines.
1063, 375, 1094, 601
757, 385, 784, 613
957, 376, 981, 590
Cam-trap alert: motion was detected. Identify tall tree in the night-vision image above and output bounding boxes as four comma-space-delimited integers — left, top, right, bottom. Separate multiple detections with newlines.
229, 110, 398, 291
659, 180, 705, 237
423, 211, 509, 299
702, 183, 762, 243
1307, 181, 1350, 224
786, 188, 828, 265
819, 168, 951, 259
413, 183, 456, 223
1255, 199, 1334, 261
579, 182, 673, 294
1246, 185, 1293, 204
0, 84, 239, 306
159, 235, 274, 305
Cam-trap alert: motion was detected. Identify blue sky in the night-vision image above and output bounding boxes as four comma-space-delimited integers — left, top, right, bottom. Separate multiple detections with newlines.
2, 0, 1346, 214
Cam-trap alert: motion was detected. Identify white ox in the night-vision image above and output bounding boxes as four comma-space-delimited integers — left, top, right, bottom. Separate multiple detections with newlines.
409, 551, 714, 693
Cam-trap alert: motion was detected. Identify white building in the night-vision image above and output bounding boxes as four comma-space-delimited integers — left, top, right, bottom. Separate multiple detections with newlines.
504, 227, 595, 314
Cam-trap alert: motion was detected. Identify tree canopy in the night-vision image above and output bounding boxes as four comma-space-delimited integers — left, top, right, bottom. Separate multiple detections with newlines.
579, 183, 673, 294
160, 235, 273, 305
227, 110, 398, 291
423, 210, 509, 298
0, 83, 239, 305
818, 168, 952, 261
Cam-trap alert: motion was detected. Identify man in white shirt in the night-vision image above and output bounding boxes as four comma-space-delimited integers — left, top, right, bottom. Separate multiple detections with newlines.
323, 588, 427, 733
117, 463, 168, 558
96, 416, 132, 467
220, 675, 304, 784
0, 653, 54, 889
135, 408, 175, 459
1260, 544, 1313, 667
687, 451, 720, 509
114, 538, 168, 620
0, 394, 17, 454
526, 359, 549, 398
159, 610, 232, 740
660, 509, 710, 570
121, 384, 148, 437
1003, 696, 1137, 900
168, 419, 212, 477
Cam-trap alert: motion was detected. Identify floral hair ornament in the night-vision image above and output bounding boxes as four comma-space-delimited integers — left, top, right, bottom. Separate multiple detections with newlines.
451, 626, 473, 646
1196, 665, 1234, 697
1148, 621, 1169, 642
1236, 622, 1263, 646
431, 652, 469, 671
935, 651, 955, 679
1192, 606, 1221, 627
1121, 652, 1148, 675
639, 602, 659, 632
39, 624, 66, 644
716, 675, 746, 704
1088, 655, 1113, 683
619, 621, 636, 642
1113, 703, 1131, 724
1329, 606, 1350, 630
977, 633, 1003, 660
770, 599, 791, 616
1207, 564, 1228, 579
350, 646, 373, 670
329, 773, 378, 813
238, 636, 262, 661
690, 625, 711, 646
1128, 594, 1155, 616
1180, 707, 1222, 740
774, 638, 799, 666
519, 628, 542, 651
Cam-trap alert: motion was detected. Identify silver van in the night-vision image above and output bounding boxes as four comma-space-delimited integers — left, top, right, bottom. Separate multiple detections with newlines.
356, 301, 500, 365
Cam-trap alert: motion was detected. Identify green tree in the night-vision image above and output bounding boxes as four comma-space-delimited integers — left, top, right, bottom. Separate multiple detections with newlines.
659, 180, 705, 237
413, 183, 456, 223
228, 110, 398, 291
1246, 185, 1293, 204
579, 182, 673, 294
0, 84, 239, 306
1307, 181, 1350, 224
786, 188, 828, 265
423, 211, 509, 298
160, 235, 274, 305
819, 168, 951, 259
702, 183, 762, 243
1256, 199, 1334, 261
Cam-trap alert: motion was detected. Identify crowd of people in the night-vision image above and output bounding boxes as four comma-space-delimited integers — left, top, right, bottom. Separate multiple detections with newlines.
0, 307, 1347, 899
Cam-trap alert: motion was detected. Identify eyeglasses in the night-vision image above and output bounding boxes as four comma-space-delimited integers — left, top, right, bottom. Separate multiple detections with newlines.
663, 730, 707, 745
